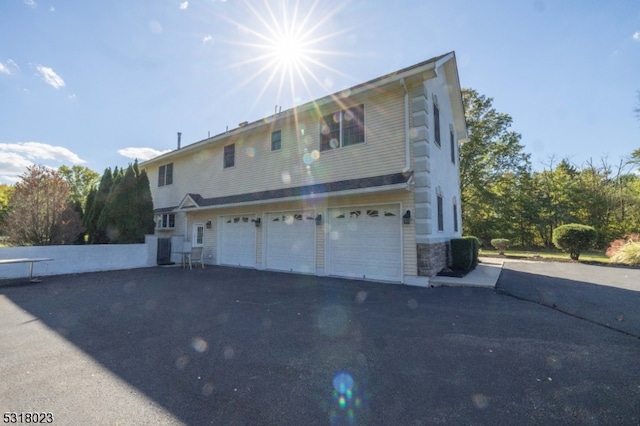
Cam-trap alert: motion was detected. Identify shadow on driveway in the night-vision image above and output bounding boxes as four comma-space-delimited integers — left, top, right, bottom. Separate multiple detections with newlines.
1, 265, 639, 425
497, 261, 640, 338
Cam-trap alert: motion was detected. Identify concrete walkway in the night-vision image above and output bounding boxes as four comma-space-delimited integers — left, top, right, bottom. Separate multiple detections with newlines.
429, 257, 504, 288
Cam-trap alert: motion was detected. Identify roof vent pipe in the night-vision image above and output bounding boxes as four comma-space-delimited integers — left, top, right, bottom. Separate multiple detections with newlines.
177, 132, 182, 150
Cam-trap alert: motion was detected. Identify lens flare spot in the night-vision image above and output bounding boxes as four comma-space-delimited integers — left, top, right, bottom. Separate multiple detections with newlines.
303, 152, 314, 165
311, 150, 320, 160
202, 382, 215, 396
329, 138, 339, 149
281, 171, 291, 184
246, 147, 256, 157
338, 396, 346, 409
472, 393, 489, 409
191, 337, 208, 353
330, 231, 340, 240
333, 372, 354, 394
175, 355, 189, 370
284, 215, 294, 225
355, 291, 368, 304
407, 299, 418, 309
319, 305, 349, 337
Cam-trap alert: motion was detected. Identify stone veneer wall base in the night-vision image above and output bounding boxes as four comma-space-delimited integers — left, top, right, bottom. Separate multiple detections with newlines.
417, 242, 450, 277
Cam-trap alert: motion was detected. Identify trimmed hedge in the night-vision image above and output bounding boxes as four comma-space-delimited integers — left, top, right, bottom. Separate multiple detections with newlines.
552, 223, 597, 261
491, 238, 510, 255
451, 237, 479, 270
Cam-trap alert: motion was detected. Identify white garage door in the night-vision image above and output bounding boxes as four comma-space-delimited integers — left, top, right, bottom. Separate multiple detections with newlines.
326, 204, 402, 282
219, 214, 256, 267
265, 210, 316, 273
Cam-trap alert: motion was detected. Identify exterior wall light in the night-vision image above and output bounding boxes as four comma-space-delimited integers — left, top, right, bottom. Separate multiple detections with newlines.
254, 218, 261, 227
206, 220, 212, 229
403, 210, 411, 225
315, 214, 323, 226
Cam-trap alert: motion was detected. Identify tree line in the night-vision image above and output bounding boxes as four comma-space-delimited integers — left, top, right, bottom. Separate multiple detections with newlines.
0, 161, 154, 245
461, 88, 640, 249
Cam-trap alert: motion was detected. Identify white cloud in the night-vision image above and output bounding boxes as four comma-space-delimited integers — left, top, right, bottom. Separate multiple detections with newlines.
0, 142, 86, 184
203, 34, 213, 44
23, 0, 37, 8
1, 59, 20, 75
35, 65, 65, 89
117, 147, 171, 161
633, 31, 640, 41
180, 1, 189, 10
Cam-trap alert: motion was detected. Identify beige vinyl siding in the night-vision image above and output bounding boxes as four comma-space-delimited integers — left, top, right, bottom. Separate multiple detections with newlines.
146, 87, 407, 210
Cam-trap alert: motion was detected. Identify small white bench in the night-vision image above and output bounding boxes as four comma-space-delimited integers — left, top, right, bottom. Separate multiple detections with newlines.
0, 258, 54, 282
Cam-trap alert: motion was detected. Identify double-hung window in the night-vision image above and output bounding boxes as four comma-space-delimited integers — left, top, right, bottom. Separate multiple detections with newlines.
271, 130, 281, 151
158, 163, 173, 186
223, 144, 235, 168
320, 104, 365, 151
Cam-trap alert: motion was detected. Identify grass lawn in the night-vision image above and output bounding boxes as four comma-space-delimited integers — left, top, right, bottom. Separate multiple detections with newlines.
480, 247, 610, 264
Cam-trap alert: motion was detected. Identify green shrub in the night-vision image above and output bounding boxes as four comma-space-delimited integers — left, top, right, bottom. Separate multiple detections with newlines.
610, 241, 640, 265
465, 236, 481, 266
490, 238, 510, 255
450, 238, 475, 270
552, 224, 597, 261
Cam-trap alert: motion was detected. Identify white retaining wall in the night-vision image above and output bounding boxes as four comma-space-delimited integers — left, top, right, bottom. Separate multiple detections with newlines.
0, 236, 158, 280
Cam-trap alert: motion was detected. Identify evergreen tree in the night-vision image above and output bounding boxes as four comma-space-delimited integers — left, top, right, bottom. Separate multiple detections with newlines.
85, 168, 114, 243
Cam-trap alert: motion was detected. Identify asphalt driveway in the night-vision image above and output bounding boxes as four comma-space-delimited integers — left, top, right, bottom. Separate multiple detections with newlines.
1, 263, 639, 425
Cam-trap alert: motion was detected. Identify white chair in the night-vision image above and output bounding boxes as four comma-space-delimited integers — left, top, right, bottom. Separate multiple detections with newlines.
188, 246, 204, 269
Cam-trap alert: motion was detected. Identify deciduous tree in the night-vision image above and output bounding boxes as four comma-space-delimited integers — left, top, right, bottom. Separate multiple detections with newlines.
2, 165, 84, 245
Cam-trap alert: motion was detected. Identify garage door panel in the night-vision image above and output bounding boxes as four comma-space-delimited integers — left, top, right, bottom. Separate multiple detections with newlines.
219, 215, 256, 267
327, 205, 401, 282
266, 211, 315, 273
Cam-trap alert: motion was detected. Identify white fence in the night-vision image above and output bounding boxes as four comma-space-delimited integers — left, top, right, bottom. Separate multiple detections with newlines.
0, 235, 159, 280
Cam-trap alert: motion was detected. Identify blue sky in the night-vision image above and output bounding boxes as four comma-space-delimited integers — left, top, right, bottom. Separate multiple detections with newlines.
1, 0, 639, 184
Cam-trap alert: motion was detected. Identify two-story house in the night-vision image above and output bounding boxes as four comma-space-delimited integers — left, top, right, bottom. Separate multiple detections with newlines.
141, 51, 467, 286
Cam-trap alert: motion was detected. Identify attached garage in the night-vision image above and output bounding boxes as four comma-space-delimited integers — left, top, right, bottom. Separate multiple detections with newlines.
264, 210, 316, 274
326, 204, 402, 282
218, 214, 256, 267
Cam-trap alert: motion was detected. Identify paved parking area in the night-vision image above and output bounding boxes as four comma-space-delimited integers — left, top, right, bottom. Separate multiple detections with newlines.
1, 264, 639, 425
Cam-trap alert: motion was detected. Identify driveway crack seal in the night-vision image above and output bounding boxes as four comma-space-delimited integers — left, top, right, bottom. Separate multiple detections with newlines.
495, 287, 640, 341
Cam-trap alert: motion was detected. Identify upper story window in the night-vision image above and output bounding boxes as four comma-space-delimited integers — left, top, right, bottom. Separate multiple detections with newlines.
320, 104, 365, 151
433, 101, 441, 147
450, 126, 456, 164
271, 130, 282, 151
223, 144, 235, 169
158, 163, 173, 187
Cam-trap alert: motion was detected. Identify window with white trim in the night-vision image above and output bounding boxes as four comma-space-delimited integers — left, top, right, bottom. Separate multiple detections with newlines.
158, 163, 173, 187
156, 213, 175, 229
223, 144, 235, 168
193, 223, 204, 246
433, 100, 441, 147
320, 104, 365, 151
271, 130, 281, 151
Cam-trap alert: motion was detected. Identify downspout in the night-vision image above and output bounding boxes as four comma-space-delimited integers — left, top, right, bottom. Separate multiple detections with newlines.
400, 78, 410, 173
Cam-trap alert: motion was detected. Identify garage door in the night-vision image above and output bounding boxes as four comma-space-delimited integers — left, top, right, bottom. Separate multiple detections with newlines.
326, 204, 402, 282
219, 214, 256, 267
265, 210, 316, 273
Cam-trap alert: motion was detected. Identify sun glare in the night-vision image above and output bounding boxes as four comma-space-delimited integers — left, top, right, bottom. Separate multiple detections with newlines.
219, 0, 354, 109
